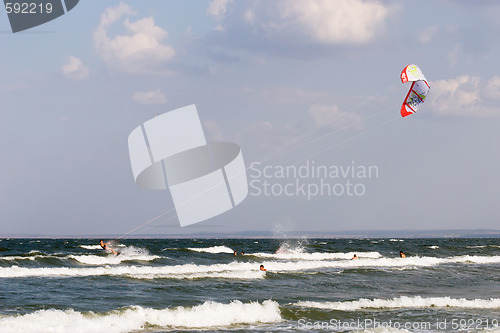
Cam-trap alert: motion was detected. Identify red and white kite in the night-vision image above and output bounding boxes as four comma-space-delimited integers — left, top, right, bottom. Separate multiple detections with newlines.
400, 64, 430, 117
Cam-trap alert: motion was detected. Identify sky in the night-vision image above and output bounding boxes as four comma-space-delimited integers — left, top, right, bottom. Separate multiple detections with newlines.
1, 0, 499, 237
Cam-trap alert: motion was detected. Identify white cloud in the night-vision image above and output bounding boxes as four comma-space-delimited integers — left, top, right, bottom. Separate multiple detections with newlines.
61, 56, 89, 80
419, 25, 439, 43
207, 0, 233, 30
308, 104, 364, 131
207, 0, 395, 47
132, 89, 167, 105
276, 0, 393, 45
214, 24, 225, 31
484, 76, 500, 99
244, 9, 255, 24
98, 2, 133, 26
247, 120, 273, 132
207, 0, 233, 20
430, 76, 498, 117
203, 120, 224, 141
93, 3, 175, 74
243, 120, 280, 151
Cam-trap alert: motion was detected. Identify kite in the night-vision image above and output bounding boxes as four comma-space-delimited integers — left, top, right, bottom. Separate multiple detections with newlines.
400, 64, 430, 117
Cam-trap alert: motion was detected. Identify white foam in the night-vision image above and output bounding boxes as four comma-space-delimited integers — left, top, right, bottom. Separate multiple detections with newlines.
296, 296, 500, 311
69, 255, 120, 265
467, 245, 500, 249
274, 240, 308, 255
427, 246, 439, 249
256, 255, 500, 271
187, 246, 234, 254
0, 300, 281, 333
2, 255, 500, 279
0, 262, 266, 280
267, 241, 384, 261
79, 245, 101, 250
252, 251, 382, 261
69, 246, 160, 265
359, 328, 411, 333
263, 254, 500, 272
68, 254, 160, 265
0, 246, 160, 265
0, 255, 40, 261
450, 255, 500, 264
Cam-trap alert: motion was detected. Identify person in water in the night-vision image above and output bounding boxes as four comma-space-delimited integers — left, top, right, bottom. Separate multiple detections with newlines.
399, 250, 406, 258
100, 240, 117, 255
234, 251, 238, 256
260, 264, 267, 271
351, 254, 358, 260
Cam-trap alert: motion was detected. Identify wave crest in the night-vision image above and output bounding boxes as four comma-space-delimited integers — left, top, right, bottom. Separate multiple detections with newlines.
296, 296, 500, 311
70, 246, 160, 265
0, 300, 281, 333
187, 246, 234, 254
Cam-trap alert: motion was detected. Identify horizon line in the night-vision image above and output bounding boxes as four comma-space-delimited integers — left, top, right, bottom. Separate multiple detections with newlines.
2, 228, 500, 239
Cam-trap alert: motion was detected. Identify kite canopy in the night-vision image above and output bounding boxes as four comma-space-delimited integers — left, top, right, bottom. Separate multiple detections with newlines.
400, 64, 430, 117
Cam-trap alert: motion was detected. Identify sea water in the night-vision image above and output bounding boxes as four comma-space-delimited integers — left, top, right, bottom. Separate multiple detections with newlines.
0, 238, 499, 332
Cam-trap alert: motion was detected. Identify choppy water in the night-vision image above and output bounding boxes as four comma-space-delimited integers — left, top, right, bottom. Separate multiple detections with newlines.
1, 238, 499, 332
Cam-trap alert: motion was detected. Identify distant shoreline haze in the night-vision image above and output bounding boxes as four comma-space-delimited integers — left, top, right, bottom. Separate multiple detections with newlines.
2, 229, 500, 239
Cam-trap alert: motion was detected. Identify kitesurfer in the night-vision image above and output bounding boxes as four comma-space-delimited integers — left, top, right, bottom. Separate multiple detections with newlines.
100, 240, 117, 255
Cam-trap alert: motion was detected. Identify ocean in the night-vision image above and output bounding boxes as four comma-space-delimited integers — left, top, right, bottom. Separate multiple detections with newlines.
0, 238, 499, 332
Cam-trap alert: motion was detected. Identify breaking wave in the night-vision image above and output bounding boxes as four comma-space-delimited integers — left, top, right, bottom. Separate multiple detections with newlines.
252, 251, 382, 261
187, 246, 234, 254
296, 296, 500, 311
2, 255, 499, 279
0, 247, 160, 265
0, 261, 266, 280
257, 241, 381, 260
0, 300, 281, 333
79, 245, 102, 250
69, 246, 160, 265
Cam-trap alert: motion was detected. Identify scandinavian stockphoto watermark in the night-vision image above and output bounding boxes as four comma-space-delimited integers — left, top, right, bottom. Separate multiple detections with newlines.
297, 318, 500, 331
249, 161, 379, 200
128, 105, 248, 227
3, 0, 80, 33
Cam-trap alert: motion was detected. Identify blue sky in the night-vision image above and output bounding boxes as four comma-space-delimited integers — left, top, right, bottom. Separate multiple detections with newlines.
1, 0, 499, 236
